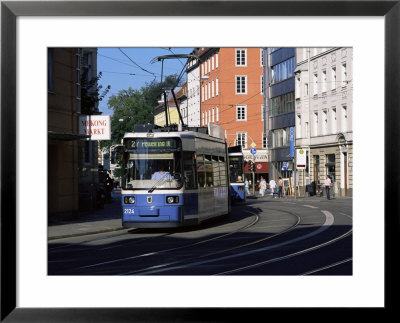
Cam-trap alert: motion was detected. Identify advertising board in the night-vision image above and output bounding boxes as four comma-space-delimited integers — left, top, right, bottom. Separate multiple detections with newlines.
79, 115, 111, 140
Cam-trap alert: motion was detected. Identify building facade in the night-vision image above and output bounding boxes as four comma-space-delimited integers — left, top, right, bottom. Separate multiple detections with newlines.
153, 93, 181, 127
48, 48, 102, 220
186, 49, 201, 127
199, 47, 269, 182
48, 48, 81, 218
77, 48, 101, 211
177, 83, 188, 125
295, 47, 353, 197
266, 47, 296, 182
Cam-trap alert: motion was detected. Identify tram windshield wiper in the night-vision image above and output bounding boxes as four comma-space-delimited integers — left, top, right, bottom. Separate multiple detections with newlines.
148, 174, 169, 193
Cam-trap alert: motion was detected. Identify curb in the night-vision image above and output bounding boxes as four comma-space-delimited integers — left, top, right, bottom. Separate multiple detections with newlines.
48, 226, 126, 241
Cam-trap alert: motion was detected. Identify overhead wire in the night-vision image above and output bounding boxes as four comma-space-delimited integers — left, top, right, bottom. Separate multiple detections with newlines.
118, 48, 158, 82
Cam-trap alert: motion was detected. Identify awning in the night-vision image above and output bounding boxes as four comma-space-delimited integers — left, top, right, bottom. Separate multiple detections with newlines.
245, 162, 268, 173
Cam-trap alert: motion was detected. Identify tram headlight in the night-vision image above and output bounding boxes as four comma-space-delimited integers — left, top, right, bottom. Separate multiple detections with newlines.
166, 196, 179, 204
124, 196, 135, 204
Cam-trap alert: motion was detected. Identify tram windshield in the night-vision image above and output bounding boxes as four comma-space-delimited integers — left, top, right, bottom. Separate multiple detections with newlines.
123, 138, 182, 190
229, 156, 244, 184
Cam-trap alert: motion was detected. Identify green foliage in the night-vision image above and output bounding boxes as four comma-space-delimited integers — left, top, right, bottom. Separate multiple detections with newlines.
113, 167, 122, 179
99, 140, 112, 150
81, 72, 111, 115
107, 74, 179, 144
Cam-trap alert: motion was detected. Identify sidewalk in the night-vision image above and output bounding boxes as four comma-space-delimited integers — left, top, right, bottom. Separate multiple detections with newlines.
248, 191, 351, 200
48, 190, 125, 241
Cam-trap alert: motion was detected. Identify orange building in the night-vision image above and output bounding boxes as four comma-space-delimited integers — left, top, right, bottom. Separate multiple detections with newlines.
199, 48, 269, 180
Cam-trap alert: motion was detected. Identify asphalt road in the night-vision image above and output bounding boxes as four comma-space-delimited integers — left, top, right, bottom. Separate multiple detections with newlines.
48, 196, 352, 276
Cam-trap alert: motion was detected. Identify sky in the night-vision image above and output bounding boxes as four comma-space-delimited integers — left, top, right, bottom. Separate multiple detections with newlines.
97, 47, 194, 116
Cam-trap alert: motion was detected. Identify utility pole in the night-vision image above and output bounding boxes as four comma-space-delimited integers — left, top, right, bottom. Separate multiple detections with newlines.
262, 48, 270, 179
290, 126, 297, 200
293, 127, 296, 200
263, 48, 268, 145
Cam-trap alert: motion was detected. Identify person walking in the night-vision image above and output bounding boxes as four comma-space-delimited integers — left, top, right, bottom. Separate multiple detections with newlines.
269, 178, 276, 196
259, 176, 267, 197
277, 177, 283, 198
324, 175, 332, 200
245, 179, 251, 196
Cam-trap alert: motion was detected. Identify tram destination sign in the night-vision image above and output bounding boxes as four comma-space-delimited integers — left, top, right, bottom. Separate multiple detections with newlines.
127, 138, 178, 150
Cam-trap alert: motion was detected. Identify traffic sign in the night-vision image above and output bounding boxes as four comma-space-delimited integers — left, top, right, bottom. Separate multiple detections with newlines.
250, 142, 256, 148
250, 148, 257, 155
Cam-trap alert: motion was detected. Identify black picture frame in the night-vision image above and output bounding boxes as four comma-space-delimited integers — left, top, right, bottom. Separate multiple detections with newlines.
1, 1, 398, 321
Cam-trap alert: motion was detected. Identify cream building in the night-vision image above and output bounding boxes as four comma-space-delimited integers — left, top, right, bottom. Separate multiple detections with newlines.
186, 49, 201, 127
295, 48, 353, 197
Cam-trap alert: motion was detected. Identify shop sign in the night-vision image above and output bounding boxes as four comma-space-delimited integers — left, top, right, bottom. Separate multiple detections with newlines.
290, 127, 294, 158
79, 115, 111, 140
296, 148, 307, 169
243, 149, 268, 162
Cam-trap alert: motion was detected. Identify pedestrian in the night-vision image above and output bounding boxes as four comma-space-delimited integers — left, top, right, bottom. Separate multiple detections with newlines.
260, 176, 267, 197
324, 175, 332, 200
245, 179, 251, 196
105, 174, 114, 203
277, 177, 283, 198
269, 178, 276, 196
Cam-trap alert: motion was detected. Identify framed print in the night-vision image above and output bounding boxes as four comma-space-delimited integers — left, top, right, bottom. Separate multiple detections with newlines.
1, 0, 398, 321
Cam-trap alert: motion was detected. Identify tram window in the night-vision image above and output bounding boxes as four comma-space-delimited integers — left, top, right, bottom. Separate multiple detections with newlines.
205, 155, 213, 187
183, 152, 197, 189
219, 156, 227, 186
213, 158, 220, 187
197, 155, 206, 188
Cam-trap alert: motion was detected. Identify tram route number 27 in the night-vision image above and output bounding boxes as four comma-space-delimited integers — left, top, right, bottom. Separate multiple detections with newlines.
124, 209, 135, 214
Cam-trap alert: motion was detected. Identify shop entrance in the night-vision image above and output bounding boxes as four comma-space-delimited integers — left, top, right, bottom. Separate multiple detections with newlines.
326, 154, 336, 182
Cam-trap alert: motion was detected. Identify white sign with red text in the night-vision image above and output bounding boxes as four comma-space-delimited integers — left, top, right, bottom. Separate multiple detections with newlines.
296, 148, 307, 169
79, 115, 111, 140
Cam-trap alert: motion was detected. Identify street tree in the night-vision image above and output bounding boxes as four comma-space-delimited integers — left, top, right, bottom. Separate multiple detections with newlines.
81, 71, 111, 115
106, 74, 179, 146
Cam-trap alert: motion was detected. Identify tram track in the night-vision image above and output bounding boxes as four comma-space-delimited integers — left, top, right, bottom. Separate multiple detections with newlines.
121, 210, 302, 275
49, 200, 352, 276
120, 208, 340, 275
214, 227, 352, 275
51, 211, 260, 274
300, 257, 353, 275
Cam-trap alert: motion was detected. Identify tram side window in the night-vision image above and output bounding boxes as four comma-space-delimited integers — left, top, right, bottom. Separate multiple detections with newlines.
212, 156, 220, 187
197, 155, 206, 188
205, 155, 213, 187
219, 156, 227, 186
183, 152, 197, 189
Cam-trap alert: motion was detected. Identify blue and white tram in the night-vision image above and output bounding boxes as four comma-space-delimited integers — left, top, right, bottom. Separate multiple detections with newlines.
121, 125, 230, 228
228, 145, 246, 203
